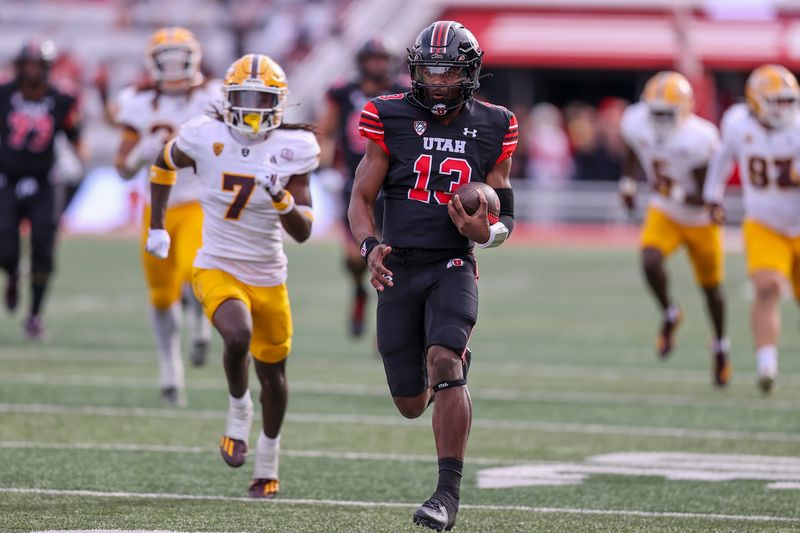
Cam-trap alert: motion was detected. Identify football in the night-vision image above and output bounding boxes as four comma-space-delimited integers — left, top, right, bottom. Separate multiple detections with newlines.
454, 182, 500, 224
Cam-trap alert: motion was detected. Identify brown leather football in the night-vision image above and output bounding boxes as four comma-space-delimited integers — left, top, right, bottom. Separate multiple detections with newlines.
454, 182, 500, 224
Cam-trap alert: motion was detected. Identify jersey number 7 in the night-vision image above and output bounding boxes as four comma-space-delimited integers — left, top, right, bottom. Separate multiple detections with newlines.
222, 173, 256, 220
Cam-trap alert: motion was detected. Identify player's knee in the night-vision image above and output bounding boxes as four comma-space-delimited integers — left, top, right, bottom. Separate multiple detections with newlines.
256, 362, 286, 390
393, 396, 427, 419
223, 327, 252, 357
641, 248, 663, 273
426, 345, 463, 384
754, 276, 781, 301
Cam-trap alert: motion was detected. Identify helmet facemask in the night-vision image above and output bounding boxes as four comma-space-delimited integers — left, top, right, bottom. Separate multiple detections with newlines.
146, 44, 200, 90
647, 103, 684, 139
409, 61, 478, 116
759, 91, 799, 129
224, 84, 288, 139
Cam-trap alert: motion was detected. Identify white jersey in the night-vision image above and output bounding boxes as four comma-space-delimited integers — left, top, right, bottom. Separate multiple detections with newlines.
175, 115, 320, 286
704, 103, 800, 236
116, 80, 222, 207
620, 102, 719, 226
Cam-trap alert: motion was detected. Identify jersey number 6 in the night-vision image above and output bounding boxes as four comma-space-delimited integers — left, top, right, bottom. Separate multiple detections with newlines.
408, 155, 473, 204
222, 173, 256, 220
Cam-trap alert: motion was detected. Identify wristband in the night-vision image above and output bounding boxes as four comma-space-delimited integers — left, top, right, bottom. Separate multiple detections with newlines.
360, 236, 380, 263
619, 176, 637, 196
150, 165, 177, 186
272, 190, 295, 215
477, 222, 509, 249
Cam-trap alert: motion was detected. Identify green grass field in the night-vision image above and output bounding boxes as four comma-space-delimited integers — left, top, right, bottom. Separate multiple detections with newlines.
1, 236, 799, 532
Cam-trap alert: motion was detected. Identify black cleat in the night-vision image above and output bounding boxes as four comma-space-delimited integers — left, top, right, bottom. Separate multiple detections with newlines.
4, 275, 18, 313
350, 288, 367, 337
189, 339, 209, 367
413, 493, 458, 531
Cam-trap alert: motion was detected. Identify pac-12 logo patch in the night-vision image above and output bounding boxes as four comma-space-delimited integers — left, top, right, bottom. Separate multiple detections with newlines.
213, 142, 224, 156
414, 120, 427, 136
447, 258, 464, 269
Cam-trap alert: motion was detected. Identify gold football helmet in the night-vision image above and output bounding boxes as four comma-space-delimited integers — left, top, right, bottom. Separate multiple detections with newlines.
145, 27, 202, 85
641, 71, 694, 136
746, 64, 800, 129
223, 54, 289, 138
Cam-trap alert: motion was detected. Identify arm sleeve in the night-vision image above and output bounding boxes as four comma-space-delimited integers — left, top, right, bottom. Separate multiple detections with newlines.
174, 116, 207, 160
495, 112, 518, 166
358, 100, 389, 155
285, 131, 321, 176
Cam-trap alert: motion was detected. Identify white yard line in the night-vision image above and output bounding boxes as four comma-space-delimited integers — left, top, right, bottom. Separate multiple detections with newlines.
0, 441, 519, 466
2, 487, 799, 523
1, 402, 799, 443
1, 372, 797, 411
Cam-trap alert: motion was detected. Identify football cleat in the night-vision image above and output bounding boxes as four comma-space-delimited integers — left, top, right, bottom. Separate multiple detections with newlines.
757, 370, 777, 394
413, 492, 458, 531
657, 307, 683, 358
713, 348, 731, 387
189, 339, 209, 367
248, 478, 279, 499
160, 386, 186, 407
220, 435, 248, 468
350, 288, 367, 337
23, 314, 45, 341
4, 275, 18, 313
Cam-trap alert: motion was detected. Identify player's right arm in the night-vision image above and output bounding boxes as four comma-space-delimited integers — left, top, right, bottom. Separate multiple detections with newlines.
316, 94, 340, 168
349, 139, 393, 291
618, 104, 643, 212
145, 140, 195, 258
703, 113, 738, 224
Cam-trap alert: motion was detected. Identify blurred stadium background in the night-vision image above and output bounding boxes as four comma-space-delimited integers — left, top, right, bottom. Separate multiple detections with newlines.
2, 1, 800, 532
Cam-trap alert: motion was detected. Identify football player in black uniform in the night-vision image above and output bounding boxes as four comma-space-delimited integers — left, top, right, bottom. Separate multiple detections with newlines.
318, 38, 407, 337
0, 40, 83, 339
348, 21, 517, 531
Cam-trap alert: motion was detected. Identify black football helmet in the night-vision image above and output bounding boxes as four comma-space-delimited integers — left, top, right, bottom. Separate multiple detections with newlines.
357, 37, 393, 84
407, 21, 483, 116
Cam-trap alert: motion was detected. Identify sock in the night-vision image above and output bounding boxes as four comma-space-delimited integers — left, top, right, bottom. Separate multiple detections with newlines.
150, 304, 184, 390
183, 284, 211, 345
756, 345, 778, 376
225, 391, 253, 441
665, 304, 680, 322
30, 277, 48, 316
436, 457, 463, 501
253, 431, 280, 480
712, 338, 730, 353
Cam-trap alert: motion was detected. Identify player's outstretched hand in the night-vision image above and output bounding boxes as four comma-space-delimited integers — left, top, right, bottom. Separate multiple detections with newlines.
367, 244, 394, 292
145, 228, 171, 259
448, 192, 490, 244
707, 202, 726, 225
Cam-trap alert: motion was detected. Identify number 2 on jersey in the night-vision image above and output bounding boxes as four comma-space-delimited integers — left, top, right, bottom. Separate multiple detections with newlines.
409, 156, 472, 204
222, 173, 255, 220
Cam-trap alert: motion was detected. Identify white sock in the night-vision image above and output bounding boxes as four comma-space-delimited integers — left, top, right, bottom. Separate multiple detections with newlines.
253, 431, 280, 480
665, 304, 680, 322
150, 304, 184, 390
712, 337, 730, 353
756, 346, 778, 377
183, 284, 211, 345
225, 391, 253, 441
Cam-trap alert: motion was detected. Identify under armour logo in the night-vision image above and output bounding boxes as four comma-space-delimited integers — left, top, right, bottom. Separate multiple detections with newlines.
463, 128, 477, 137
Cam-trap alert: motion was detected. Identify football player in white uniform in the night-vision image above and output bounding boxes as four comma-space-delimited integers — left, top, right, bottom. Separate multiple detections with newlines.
620, 71, 729, 386
704, 64, 800, 393
146, 53, 319, 498
114, 27, 218, 405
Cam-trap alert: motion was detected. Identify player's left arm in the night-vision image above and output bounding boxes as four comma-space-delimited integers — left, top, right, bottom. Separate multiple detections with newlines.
687, 165, 709, 206
275, 173, 314, 243
62, 97, 88, 163
448, 156, 514, 247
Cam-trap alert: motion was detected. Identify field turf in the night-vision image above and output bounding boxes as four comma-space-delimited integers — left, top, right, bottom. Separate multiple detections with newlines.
1, 235, 799, 532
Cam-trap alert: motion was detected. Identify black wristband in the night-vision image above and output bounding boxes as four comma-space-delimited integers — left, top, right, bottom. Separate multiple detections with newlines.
360, 236, 380, 263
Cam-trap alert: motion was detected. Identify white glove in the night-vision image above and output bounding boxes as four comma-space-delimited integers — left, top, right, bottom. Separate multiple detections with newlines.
145, 228, 170, 259
125, 134, 166, 174
255, 172, 284, 197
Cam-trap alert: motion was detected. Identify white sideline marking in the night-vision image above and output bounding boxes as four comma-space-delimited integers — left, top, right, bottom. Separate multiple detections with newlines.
477, 452, 800, 489
1, 402, 799, 443
1, 372, 798, 411
4, 487, 800, 523
769, 482, 800, 489
0, 441, 518, 466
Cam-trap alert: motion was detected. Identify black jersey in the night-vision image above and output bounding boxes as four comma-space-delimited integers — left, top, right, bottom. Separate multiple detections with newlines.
0, 82, 80, 179
359, 93, 518, 250
327, 80, 407, 177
